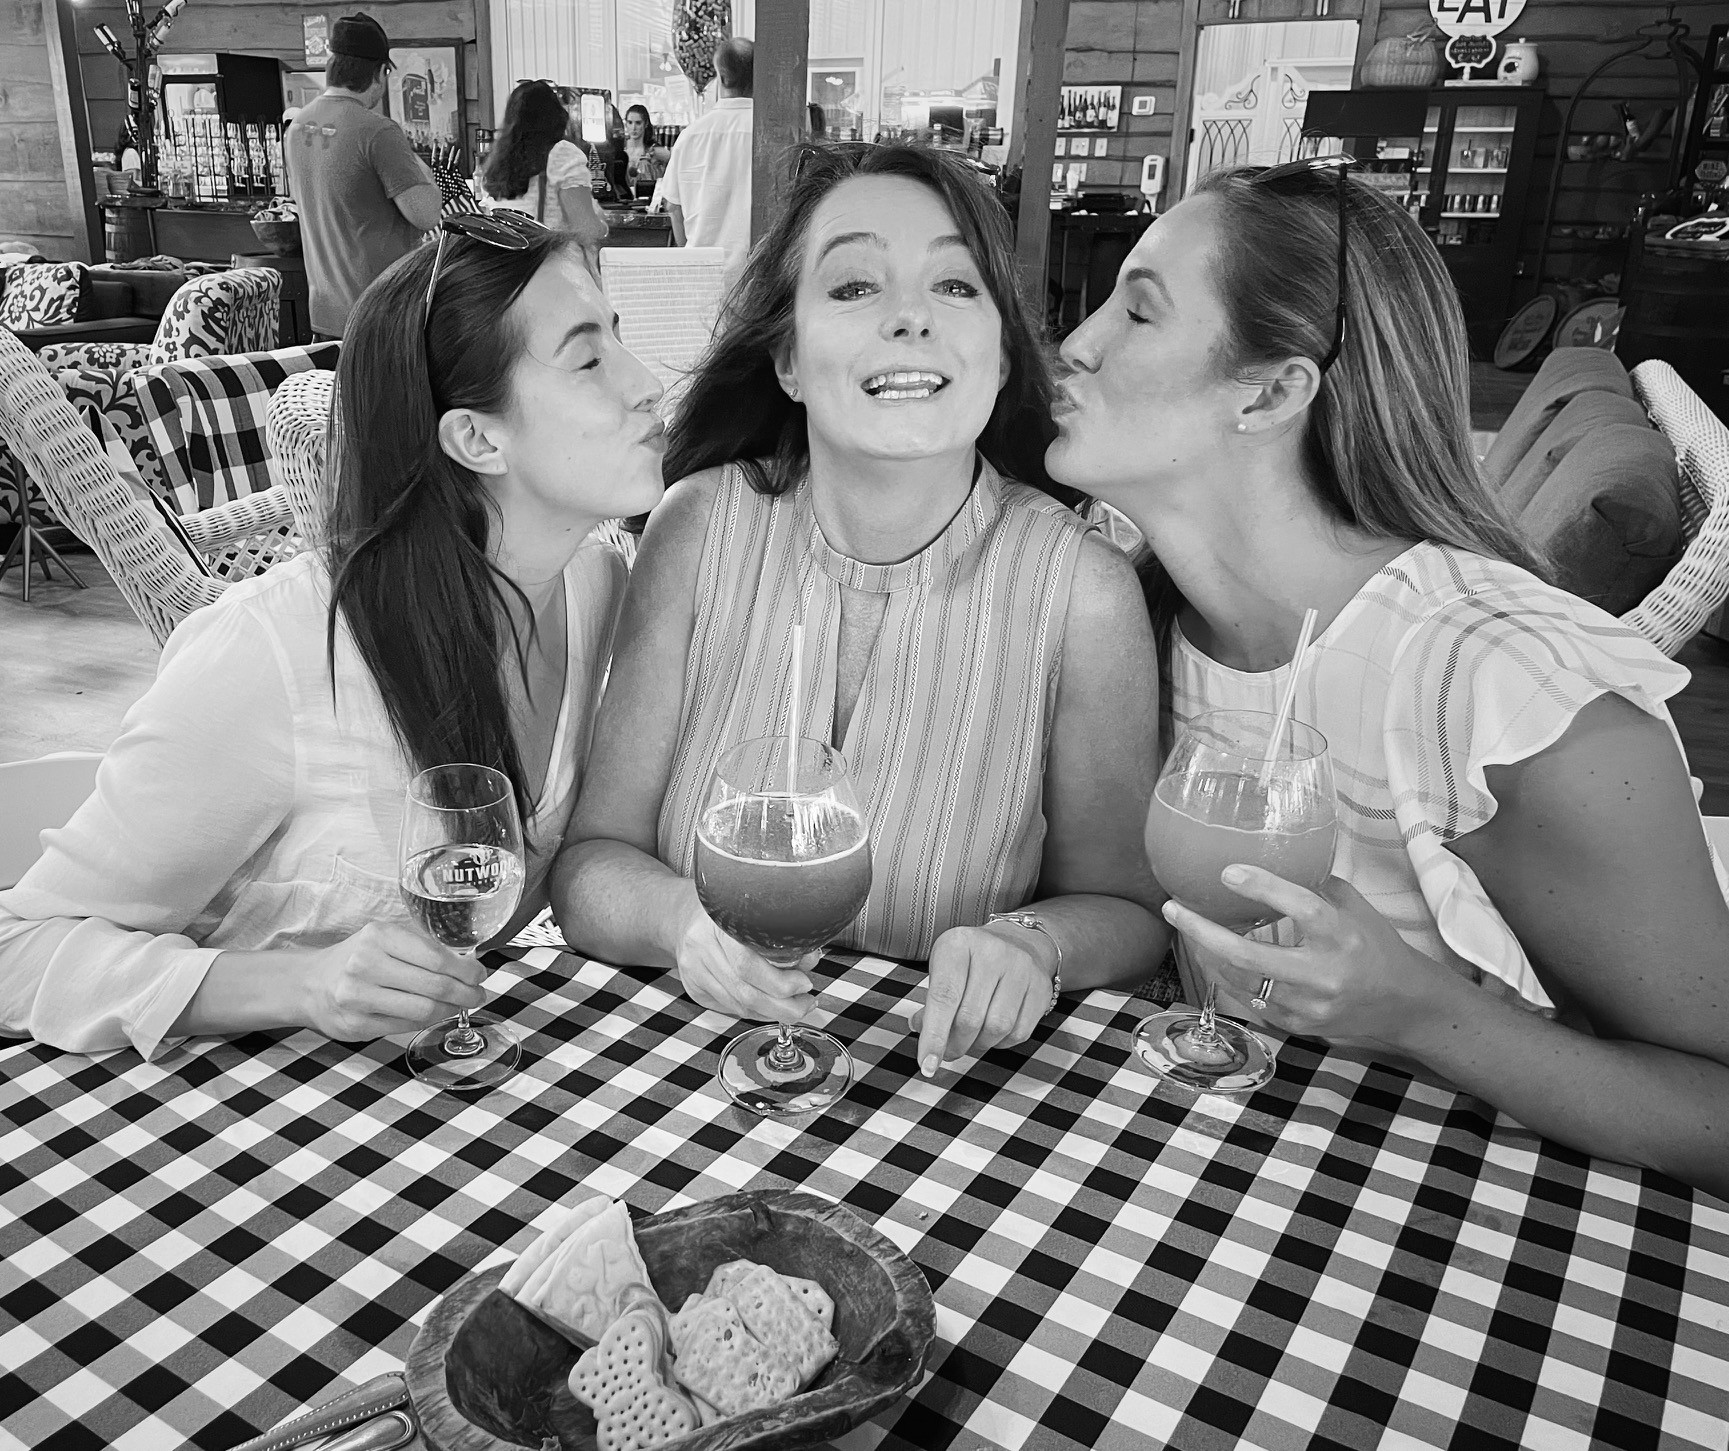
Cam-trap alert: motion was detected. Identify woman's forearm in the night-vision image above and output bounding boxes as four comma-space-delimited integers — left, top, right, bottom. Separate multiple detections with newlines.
550, 839, 698, 970
1022, 894, 1170, 993
170, 948, 314, 1036
1395, 972, 1729, 1201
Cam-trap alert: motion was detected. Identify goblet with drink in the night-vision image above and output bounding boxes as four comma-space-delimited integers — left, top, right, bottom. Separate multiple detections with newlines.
1135, 706, 1338, 1097
399, 763, 527, 1091
694, 734, 873, 1116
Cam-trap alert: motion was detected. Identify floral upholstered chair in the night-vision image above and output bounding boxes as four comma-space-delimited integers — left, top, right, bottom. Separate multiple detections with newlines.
33, 269, 282, 498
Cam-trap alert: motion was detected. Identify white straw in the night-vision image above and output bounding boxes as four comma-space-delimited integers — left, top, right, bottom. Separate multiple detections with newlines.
1260, 607, 1318, 788
787, 620, 805, 833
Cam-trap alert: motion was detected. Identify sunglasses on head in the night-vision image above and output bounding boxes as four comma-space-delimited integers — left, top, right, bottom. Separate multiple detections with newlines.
1243, 154, 1355, 373
422, 210, 553, 338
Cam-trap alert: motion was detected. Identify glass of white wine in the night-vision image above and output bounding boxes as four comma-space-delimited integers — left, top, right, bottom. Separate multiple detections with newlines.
399, 763, 527, 1092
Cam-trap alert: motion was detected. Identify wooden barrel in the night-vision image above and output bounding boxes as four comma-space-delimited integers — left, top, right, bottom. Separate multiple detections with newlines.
102, 202, 154, 264
1616, 243, 1729, 419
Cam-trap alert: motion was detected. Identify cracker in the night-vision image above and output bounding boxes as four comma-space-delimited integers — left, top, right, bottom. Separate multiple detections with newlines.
783, 1275, 835, 1333
670, 1295, 800, 1416
596, 1378, 699, 1451
725, 1263, 838, 1385
702, 1259, 755, 1299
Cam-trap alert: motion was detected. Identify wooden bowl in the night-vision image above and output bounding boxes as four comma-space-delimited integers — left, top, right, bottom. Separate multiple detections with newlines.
405, 1190, 935, 1451
249, 217, 301, 255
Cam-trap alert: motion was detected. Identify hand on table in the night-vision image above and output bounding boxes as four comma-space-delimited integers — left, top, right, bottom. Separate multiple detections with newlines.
1159, 866, 1454, 1049
911, 923, 1056, 1077
300, 922, 486, 1040
674, 905, 818, 1023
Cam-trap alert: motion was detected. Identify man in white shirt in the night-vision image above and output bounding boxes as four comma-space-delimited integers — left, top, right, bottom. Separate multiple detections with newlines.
661, 38, 754, 280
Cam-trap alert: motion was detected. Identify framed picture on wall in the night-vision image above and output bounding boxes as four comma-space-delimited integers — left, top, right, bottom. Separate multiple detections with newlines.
1059, 85, 1121, 132
385, 41, 465, 165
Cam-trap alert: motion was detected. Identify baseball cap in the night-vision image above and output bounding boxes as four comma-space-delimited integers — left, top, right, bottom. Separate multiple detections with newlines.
330, 13, 393, 67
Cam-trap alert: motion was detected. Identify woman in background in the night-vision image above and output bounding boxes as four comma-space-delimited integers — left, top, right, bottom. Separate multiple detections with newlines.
482, 80, 609, 253
623, 104, 664, 191
1047, 159, 1729, 1197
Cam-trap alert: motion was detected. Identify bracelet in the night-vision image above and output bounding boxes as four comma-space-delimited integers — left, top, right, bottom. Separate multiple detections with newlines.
984, 911, 1063, 1014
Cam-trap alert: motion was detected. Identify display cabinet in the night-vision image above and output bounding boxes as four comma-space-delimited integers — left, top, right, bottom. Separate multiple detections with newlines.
1304, 86, 1547, 355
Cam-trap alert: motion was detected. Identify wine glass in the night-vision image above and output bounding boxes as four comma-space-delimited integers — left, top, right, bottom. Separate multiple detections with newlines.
1134, 709, 1337, 1098
399, 763, 527, 1092
694, 736, 873, 1116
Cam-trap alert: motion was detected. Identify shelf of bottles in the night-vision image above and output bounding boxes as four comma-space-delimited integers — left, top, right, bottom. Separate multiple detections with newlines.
1422, 104, 1514, 248
155, 114, 287, 204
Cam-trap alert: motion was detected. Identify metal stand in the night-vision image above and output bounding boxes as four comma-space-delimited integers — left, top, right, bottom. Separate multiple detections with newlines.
0, 483, 87, 601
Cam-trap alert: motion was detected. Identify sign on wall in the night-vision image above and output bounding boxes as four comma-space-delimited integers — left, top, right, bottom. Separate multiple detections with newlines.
303, 14, 328, 67
1427, 0, 1527, 40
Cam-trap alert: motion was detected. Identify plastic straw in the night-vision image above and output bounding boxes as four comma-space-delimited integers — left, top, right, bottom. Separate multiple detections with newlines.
787, 620, 804, 814
1260, 607, 1318, 789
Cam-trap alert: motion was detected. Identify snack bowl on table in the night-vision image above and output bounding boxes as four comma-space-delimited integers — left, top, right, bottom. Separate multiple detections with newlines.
249, 216, 301, 254
405, 1189, 936, 1451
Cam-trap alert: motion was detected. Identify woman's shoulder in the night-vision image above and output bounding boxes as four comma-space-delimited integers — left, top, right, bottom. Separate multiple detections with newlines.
165, 553, 328, 657
546, 140, 590, 185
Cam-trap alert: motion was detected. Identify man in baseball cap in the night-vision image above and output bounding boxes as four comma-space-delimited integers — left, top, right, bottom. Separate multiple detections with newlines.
286, 11, 442, 338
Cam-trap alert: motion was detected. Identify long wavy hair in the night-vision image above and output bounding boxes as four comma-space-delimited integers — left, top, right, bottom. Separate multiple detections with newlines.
1138, 165, 1545, 739
483, 81, 569, 203
663, 142, 1079, 508
324, 228, 581, 828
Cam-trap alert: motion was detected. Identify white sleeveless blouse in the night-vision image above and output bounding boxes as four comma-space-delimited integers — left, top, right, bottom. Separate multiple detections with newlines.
1169, 541, 1729, 1018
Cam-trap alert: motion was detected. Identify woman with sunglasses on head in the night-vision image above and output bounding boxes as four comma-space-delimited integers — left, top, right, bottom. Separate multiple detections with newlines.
0, 217, 665, 1059
555, 143, 1168, 1077
482, 80, 609, 250
1048, 161, 1729, 1196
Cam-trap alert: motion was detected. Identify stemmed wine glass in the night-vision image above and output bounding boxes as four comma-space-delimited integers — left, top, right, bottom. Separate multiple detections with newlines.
1135, 709, 1338, 1097
694, 736, 873, 1116
399, 763, 527, 1092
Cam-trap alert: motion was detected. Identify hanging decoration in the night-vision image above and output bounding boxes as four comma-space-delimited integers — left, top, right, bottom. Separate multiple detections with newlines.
672, 0, 730, 98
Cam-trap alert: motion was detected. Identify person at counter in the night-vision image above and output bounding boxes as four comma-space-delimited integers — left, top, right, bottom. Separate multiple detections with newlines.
286, 13, 442, 340
482, 81, 610, 244
623, 105, 665, 193
661, 38, 754, 281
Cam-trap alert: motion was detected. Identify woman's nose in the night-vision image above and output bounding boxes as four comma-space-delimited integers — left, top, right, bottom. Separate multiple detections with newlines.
1059, 312, 1104, 373
881, 284, 933, 339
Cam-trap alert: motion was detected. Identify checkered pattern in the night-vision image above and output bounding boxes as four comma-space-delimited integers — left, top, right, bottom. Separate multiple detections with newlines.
132, 345, 340, 516
3, 950, 1726, 1451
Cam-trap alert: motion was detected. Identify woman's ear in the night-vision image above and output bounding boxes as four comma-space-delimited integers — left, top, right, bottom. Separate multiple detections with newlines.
772, 343, 802, 404
1237, 357, 1322, 434
437, 408, 509, 476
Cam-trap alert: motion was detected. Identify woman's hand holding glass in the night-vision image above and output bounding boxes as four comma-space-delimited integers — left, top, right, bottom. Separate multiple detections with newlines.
911, 923, 1056, 1076
299, 921, 487, 1041
673, 888, 820, 1024
1161, 869, 1461, 1051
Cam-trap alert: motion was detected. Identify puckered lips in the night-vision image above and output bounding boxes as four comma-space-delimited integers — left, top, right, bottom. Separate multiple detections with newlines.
860, 368, 951, 401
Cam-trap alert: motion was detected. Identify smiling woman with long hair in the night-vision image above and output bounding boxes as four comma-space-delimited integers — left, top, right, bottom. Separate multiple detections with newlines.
556, 144, 1168, 1075
0, 219, 665, 1059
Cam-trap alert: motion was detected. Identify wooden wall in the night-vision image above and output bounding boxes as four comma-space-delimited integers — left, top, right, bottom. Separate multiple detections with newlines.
1059, 0, 1180, 191
1369, 0, 1721, 303
72, 0, 491, 163
1, 0, 97, 259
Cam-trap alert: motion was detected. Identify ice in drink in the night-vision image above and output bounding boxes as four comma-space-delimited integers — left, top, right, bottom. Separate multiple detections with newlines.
1145, 771, 1336, 930
695, 797, 872, 964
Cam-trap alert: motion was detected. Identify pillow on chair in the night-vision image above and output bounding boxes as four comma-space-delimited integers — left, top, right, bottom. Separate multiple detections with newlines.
1482, 347, 1636, 491
0, 262, 89, 329
1519, 422, 1684, 616
81, 406, 213, 578
1497, 391, 1654, 517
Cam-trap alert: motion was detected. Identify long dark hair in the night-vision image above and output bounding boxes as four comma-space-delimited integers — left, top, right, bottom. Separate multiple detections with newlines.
664, 142, 1079, 508
625, 103, 656, 150
324, 228, 581, 828
1138, 165, 1545, 742
484, 81, 569, 202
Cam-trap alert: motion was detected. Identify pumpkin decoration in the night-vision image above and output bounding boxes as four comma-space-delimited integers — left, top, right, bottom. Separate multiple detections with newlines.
673, 0, 731, 97
1360, 28, 1445, 90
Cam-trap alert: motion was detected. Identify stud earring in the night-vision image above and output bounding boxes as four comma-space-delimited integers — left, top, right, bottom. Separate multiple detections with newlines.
1235, 423, 1247, 433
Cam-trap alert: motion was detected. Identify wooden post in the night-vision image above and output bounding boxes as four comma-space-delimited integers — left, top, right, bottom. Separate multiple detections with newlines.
42, 0, 100, 262
1011, 0, 1069, 310
750, 0, 809, 245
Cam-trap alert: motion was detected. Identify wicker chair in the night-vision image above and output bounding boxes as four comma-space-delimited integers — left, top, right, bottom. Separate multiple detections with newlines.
1623, 360, 1729, 657
266, 365, 640, 565
0, 328, 295, 645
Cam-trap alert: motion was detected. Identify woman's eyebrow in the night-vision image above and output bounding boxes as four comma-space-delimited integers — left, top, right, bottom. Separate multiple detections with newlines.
1123, 266, 1173, 308
815, 231, 882, 264
553, 320, 605, 354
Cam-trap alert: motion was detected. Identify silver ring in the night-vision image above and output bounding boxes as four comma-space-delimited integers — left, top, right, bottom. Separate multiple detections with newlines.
1250, 977, 1274, 1011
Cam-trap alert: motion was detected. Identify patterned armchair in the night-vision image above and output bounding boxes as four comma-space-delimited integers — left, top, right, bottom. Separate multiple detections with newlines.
33, 269, 283, 499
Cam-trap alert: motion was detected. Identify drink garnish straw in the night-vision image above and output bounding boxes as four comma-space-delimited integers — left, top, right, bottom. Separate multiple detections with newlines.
1260, 607, 1318, 789
788, 619, 805, 849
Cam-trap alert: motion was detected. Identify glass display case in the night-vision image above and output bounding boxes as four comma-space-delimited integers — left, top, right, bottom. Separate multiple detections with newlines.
1303, 86, 1546, 355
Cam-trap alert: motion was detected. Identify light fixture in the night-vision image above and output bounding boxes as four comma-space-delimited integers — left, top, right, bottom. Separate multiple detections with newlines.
93, 24, 127, 62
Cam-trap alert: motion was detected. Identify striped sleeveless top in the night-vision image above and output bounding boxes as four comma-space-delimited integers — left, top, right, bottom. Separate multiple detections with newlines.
658, 459, 1091, 961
